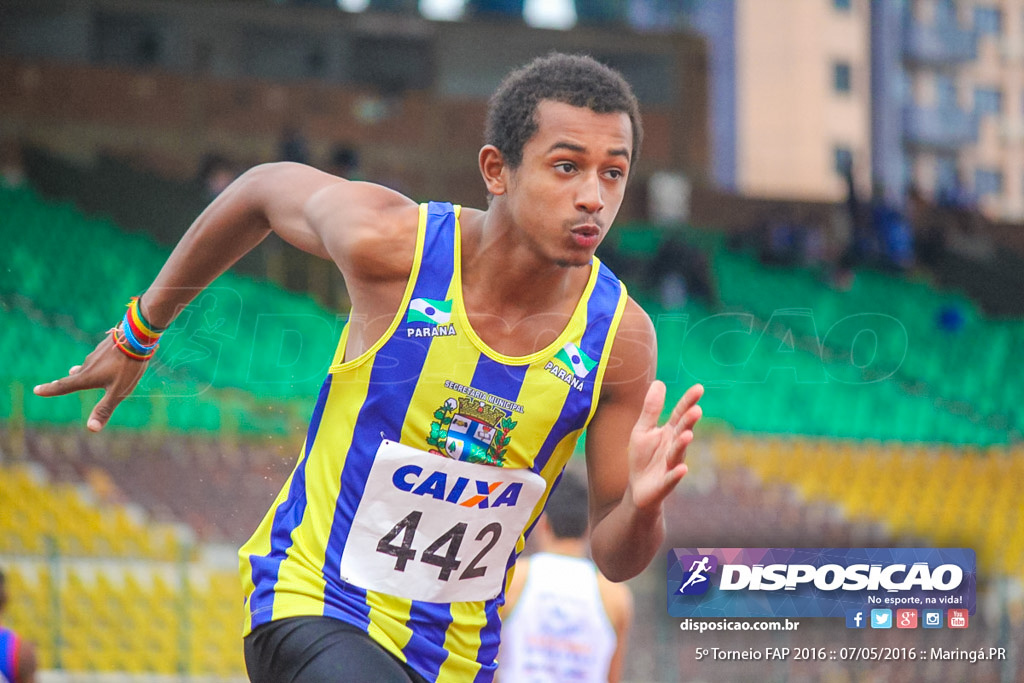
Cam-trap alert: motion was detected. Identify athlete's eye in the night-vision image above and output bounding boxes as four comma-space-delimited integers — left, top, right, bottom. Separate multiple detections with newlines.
555, 162, 576, 174
605, 169, 624, 180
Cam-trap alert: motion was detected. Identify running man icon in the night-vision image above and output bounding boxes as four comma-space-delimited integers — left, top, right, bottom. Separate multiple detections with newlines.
678, 556, 713, 594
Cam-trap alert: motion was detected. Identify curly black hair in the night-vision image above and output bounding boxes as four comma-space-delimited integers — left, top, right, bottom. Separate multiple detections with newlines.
485, 53, 643, 170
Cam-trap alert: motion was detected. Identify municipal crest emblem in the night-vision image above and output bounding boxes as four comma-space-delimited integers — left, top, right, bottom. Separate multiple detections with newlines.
426, 396, 516, 466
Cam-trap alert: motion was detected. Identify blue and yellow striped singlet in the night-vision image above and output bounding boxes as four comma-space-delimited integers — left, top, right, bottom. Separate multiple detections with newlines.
239, 202, 628, 682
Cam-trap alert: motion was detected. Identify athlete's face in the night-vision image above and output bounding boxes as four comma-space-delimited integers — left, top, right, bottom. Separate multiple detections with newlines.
504, 101, 633, 268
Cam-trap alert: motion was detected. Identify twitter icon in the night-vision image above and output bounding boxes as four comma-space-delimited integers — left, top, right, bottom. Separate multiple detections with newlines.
870, 609, 892, 629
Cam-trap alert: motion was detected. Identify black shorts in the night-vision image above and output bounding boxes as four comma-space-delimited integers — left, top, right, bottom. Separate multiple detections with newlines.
244, 616, 431, 683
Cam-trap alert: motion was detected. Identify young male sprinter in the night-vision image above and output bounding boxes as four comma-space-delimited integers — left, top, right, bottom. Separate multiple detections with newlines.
499, 472, 632, 683
35, 53, 703, 682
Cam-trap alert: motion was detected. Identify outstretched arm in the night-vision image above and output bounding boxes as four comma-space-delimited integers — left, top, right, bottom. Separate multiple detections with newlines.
584, 299, 703, 582
33, 161, 417, 431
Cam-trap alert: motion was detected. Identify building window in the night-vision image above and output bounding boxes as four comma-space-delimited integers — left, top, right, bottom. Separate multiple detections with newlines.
833, 62, 852, 94
973, 6, 1002, 35
936, 157, 959, 197
935, 0, 958, 28
833, 0, 852, 11
975, 169, 1003, 196
834, 146, 853, 176
975, 88, 1003, 116
936, 75, 958, 111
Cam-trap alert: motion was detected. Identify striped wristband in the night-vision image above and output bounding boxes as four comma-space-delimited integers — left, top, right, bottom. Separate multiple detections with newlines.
111, 296, 165, 361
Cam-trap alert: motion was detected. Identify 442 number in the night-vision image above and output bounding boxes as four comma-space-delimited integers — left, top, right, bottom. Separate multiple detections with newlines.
376, 511, 503, 582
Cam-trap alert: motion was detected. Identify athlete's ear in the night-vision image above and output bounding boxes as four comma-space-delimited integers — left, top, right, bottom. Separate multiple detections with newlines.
479, 145, 509, 196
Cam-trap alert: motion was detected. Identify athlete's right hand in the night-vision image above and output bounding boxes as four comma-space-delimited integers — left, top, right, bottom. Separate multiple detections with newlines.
33, 332, 149, 432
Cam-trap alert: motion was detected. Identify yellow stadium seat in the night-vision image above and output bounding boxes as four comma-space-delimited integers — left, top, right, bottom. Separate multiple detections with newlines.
712, 436, 1023, 580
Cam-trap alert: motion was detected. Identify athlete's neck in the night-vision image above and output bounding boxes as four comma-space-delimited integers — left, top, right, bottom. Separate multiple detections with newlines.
462, 206, 589, 312
541, 537, 588, 558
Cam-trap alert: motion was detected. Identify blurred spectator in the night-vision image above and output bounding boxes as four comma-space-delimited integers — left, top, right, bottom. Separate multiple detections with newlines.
837, 158, 871, 271
834, 164, 916, 274
279, 126, 311, 165
801, 221, 827, 265
758, 211, 807, 267
649, 235, 714, 309
826, 203, 855, 290
197, 154, 238, 200
658, 270, 687, 309
324, 145, 362, 180
595, 240, 636, 284
936, 304, 966, 334
0, 139, 27, 190
942, 209, 997, 262
905, 184, 937, 265
869, 186, 914, 272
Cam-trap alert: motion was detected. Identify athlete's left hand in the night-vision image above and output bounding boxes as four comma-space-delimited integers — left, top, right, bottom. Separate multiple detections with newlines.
626, 381, 703, 511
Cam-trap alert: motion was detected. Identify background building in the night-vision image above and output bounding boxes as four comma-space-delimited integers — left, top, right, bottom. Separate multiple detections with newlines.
963, 0, 1024, 220
684, 0, 873, 202
685, 0, 1024, 221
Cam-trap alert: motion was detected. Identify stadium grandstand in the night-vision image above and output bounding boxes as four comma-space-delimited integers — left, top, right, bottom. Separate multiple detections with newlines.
2, 1, 1023, 682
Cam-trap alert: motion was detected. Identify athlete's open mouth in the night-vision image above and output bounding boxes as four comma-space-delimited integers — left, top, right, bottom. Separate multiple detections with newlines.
571, 224, 600, 237
570, 225, 601, 248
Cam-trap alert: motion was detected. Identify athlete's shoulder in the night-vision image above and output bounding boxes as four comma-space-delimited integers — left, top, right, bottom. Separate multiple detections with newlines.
602, 294, 656, 381
617, 296, 654, 337
305, 180, 421, 282
306, 178, 421, 239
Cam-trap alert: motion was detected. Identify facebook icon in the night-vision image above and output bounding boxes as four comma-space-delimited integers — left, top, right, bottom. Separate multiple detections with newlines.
846, 609, 866, 629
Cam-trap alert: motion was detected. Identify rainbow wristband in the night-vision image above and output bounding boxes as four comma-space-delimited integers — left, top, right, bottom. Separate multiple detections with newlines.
125, 296, 164, 343
111, 327, 155, 361
112, 296, 164, 361
121, 316, 158, 352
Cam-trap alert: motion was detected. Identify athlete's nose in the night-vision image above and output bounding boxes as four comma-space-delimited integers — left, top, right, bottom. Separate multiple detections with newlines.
575, 172, 604, 215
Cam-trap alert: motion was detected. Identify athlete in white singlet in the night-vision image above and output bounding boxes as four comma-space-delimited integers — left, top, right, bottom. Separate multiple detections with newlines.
499, 473, 632, 683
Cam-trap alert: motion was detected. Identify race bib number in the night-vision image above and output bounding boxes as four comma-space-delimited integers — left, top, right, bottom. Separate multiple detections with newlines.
339, 440, 546, 603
